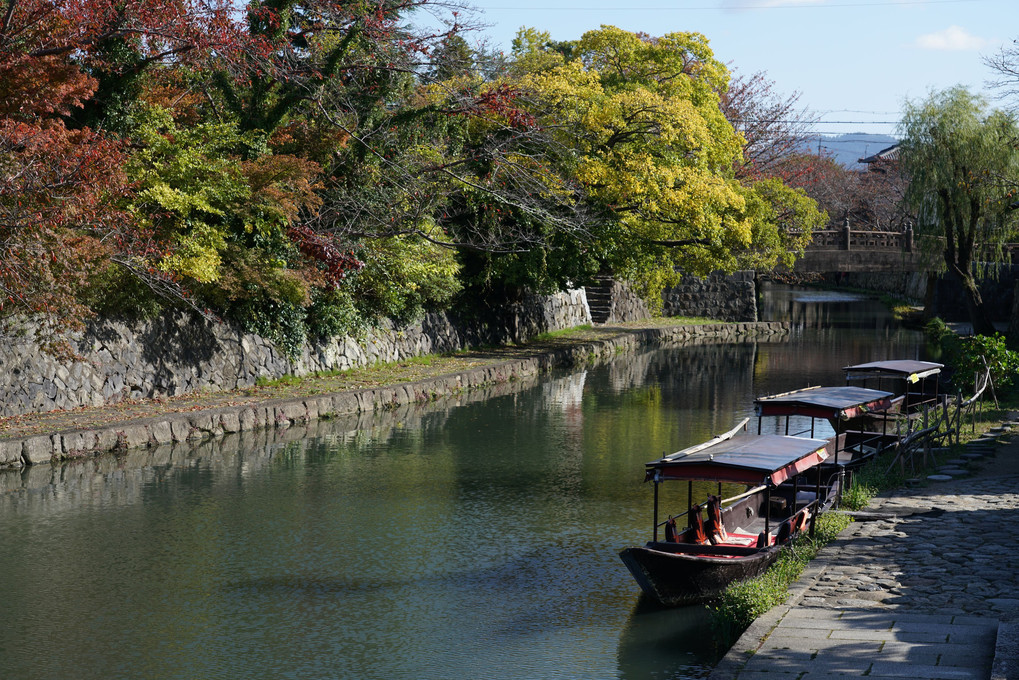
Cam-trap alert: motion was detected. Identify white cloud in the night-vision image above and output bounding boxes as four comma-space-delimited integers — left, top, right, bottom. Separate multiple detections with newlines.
915, 26, 992, 51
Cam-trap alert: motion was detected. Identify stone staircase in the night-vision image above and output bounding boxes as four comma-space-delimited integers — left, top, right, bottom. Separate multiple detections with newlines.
585, 276, 614, 324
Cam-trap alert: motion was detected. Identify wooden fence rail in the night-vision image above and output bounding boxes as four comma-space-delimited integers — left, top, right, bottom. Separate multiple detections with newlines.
885, 363, 997, 476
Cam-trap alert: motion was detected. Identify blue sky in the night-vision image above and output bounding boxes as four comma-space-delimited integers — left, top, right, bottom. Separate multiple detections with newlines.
433, 0, 1015, 138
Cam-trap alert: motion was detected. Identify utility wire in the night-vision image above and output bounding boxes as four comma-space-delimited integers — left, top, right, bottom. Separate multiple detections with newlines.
479, 0, 983, 10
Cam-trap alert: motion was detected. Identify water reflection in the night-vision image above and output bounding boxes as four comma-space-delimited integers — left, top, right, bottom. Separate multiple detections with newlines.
0, 285, 933, 680
617, 600, 717, 680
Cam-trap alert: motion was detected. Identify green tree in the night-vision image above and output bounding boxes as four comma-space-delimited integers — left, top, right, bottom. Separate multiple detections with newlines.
121, 105, 361, 351
428, 33, 476, 82
511, 26, 823, 306
898, 87, 1019, 336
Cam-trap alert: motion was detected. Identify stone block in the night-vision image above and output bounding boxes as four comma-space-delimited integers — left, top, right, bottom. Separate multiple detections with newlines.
118, 425, 150, 450
276, 402, 307, 425
0, 439, 24, 466
187, 413, 217, 434
219, 411, 241, 433
149, 421, 173, 445
22, 435, 56, 464
237, 407, 258, 431
169, 418, 192, 441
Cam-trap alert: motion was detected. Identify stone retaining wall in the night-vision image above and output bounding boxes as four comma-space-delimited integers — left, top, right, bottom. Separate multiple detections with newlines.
0, 321, 789, 468
663, 271, 758, 322
603, 280, 653, 323
0, 290, 591, 419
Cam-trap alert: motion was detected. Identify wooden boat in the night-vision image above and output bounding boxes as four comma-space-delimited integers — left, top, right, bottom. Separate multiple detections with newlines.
842, 360, 945, 432
753, 385, 899, 470
619, 421, 838, 607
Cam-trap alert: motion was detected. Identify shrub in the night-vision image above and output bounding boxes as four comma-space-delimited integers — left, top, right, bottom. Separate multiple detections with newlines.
941, 331, 1019, 390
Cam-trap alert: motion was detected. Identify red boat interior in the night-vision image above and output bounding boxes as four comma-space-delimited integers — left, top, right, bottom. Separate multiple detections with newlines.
651, 477, 824, 559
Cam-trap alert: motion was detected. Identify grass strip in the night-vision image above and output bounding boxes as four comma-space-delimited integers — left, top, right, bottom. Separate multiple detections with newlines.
709, 512, 852, 651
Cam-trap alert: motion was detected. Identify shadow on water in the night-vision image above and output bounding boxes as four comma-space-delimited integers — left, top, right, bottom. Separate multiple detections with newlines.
616, 598, 718, 680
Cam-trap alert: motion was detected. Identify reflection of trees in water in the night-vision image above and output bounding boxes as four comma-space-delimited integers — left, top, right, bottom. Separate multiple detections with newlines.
0, 367, 597, 515
758, 283, 897, 332
0, 335, 780, 517
596, 340, 763, 419
753, 284, 930, 397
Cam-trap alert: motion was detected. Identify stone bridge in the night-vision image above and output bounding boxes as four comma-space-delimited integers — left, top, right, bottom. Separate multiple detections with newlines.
789, 224, 922, 273
791, 224, 1019, 274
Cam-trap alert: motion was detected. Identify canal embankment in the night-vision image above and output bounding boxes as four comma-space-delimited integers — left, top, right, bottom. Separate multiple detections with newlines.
0, 320, 788, 469
710, 421, 1019, 680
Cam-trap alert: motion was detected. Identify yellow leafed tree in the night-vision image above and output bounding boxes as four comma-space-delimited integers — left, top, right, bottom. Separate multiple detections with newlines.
512, 26, 822, 305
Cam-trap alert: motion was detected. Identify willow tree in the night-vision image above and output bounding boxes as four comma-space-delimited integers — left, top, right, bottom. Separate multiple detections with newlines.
898, 87, 1019, 336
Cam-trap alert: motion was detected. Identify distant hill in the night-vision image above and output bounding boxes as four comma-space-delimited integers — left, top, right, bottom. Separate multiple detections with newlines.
801, 133, 898, 169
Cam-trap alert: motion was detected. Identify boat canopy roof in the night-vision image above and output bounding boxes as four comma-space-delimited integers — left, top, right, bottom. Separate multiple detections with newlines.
754, 385, 894, 421
843, 360, 943, 383
645, 433, 830, 486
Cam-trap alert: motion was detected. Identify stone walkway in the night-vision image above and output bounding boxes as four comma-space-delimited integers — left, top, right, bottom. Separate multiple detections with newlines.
711, 425, 1019, 680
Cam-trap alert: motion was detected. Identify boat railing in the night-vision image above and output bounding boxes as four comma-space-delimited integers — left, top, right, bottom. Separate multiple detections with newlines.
653, 483, 768, 529
656, 491, 827, 545
904, 390, 942, 410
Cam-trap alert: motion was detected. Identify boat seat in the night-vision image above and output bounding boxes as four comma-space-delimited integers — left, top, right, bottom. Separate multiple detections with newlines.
725, 531, 757, 547
647, 541, 763, 556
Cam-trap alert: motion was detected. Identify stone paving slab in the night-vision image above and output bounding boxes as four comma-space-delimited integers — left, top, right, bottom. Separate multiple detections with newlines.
867, 662, 987, 679
709, 422, 1019, 680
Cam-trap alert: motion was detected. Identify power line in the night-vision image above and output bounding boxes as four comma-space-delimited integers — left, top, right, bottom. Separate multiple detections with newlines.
818, 109, 901, 115
745, 119, 900, 124
479, 0, 982, 10
810, 138, 900, 143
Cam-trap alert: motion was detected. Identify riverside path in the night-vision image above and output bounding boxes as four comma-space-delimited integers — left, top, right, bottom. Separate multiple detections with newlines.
710, 420, 1019, 680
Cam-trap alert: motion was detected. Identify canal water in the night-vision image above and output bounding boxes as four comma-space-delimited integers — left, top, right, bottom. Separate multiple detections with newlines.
0, 285, 934, 680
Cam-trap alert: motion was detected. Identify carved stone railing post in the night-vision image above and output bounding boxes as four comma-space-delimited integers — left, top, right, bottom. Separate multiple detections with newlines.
843, 214, 851, 251
904, 222, 913, 253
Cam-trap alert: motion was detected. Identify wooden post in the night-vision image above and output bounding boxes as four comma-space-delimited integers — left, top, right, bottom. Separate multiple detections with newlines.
687, 480, 692, 522
810, 468, 824, 538
833, 420, 840, 467
653, 478, 660, 543
956, 392, 962, 445
973, 373, 979, 434
922, 404, 930, 469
